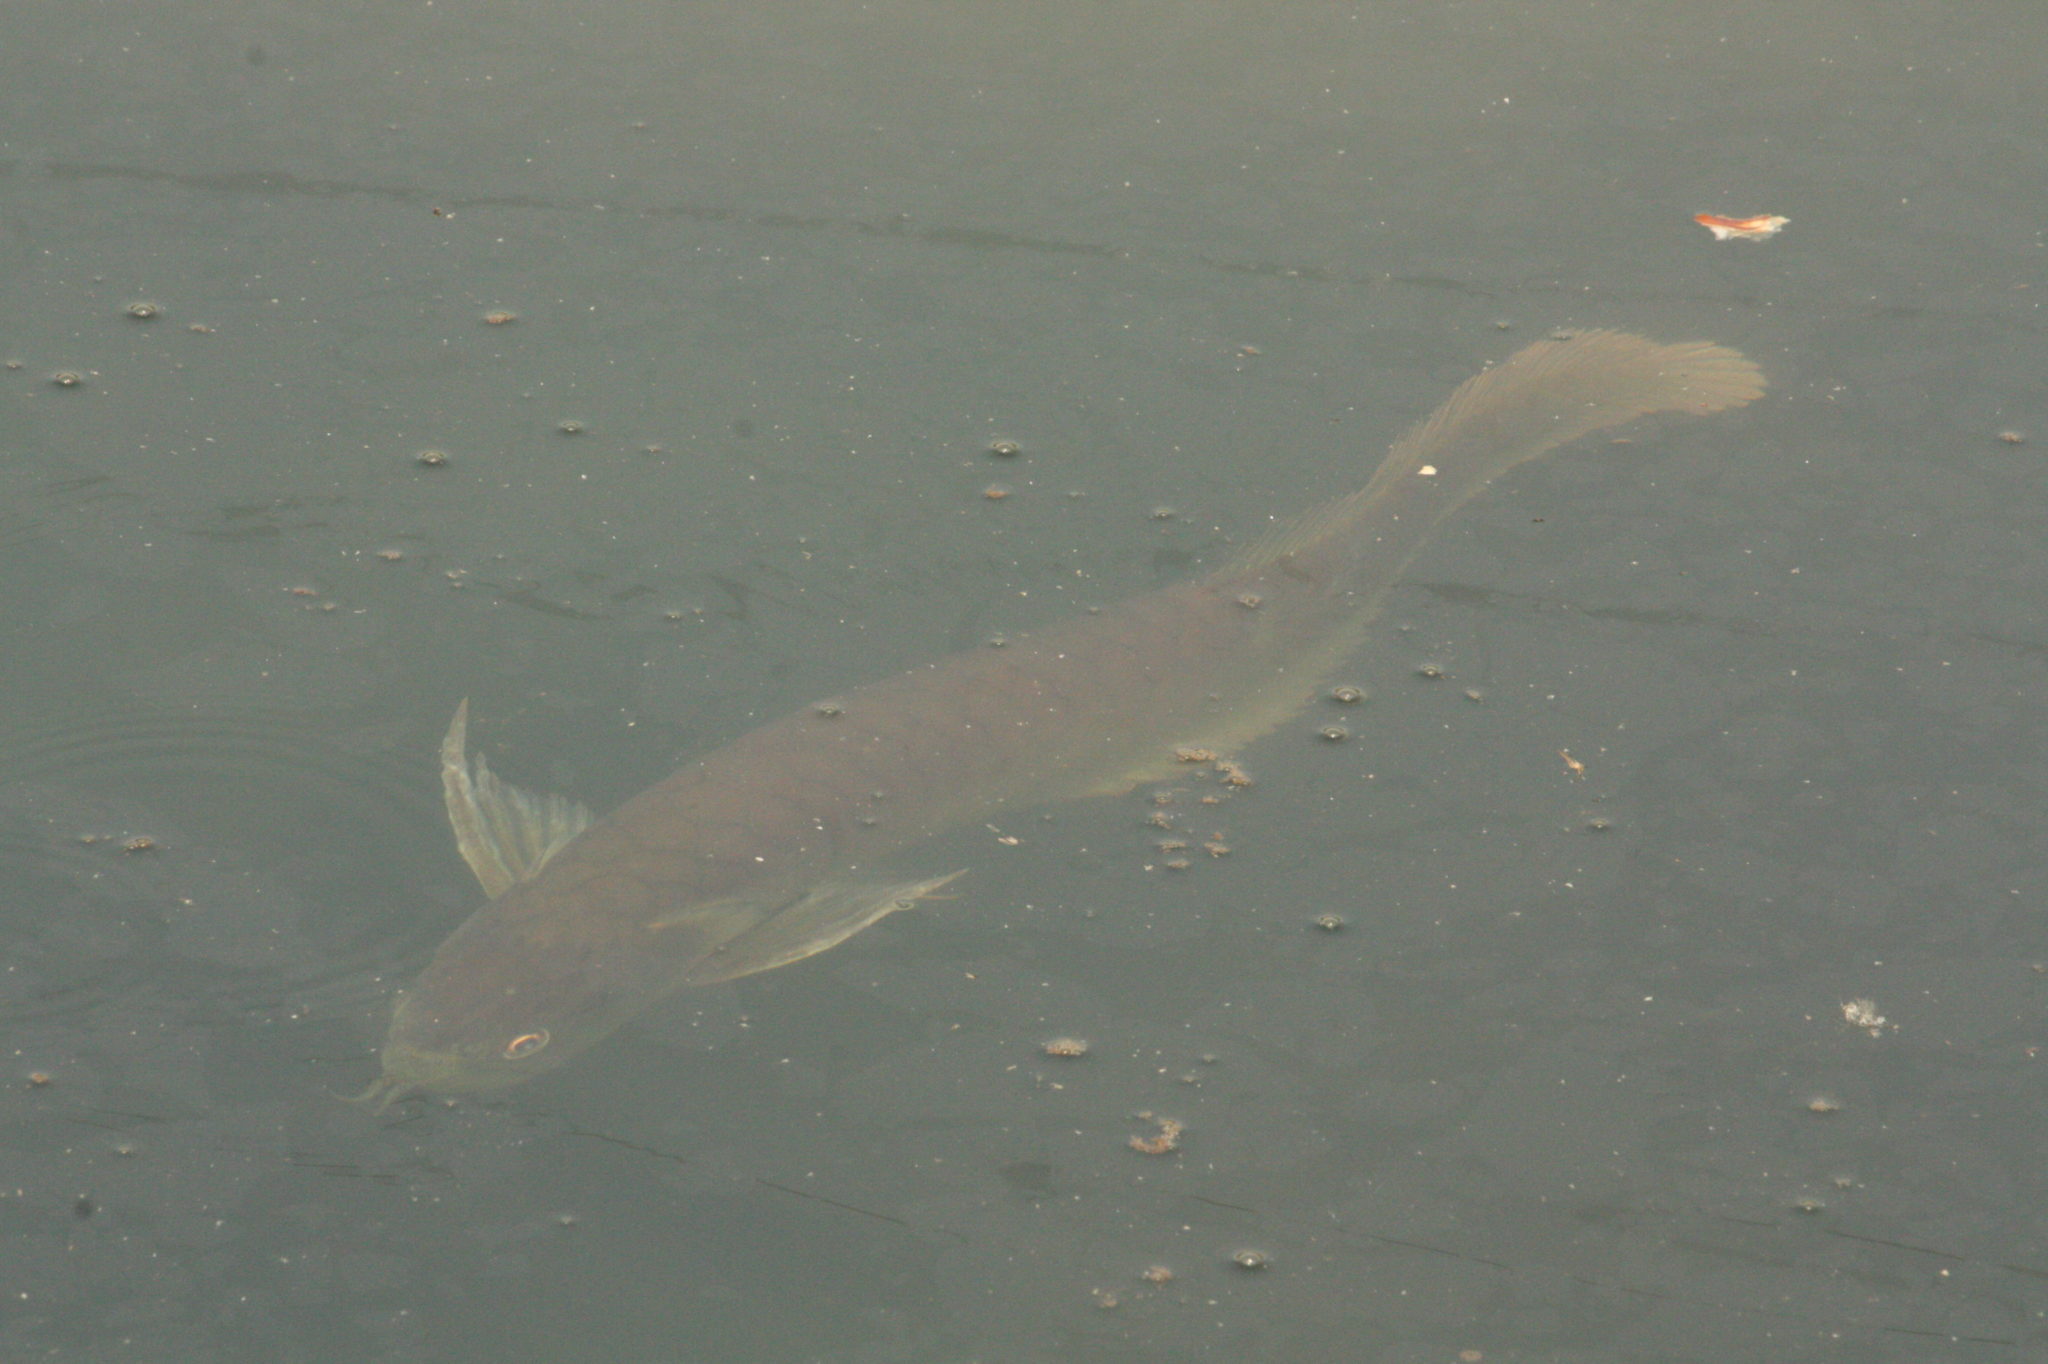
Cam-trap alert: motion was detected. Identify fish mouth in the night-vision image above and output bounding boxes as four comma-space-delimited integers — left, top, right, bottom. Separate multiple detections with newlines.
349, 1037, 541, 1109
344, 1041, 458, 1111
342, 1073, 418, 1114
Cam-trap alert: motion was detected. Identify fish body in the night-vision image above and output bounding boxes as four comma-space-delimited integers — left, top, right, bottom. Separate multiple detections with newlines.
367, 330, 1764, 1104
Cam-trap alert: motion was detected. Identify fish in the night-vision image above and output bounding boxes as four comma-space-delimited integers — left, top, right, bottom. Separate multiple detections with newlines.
359, 329, 1765, 1107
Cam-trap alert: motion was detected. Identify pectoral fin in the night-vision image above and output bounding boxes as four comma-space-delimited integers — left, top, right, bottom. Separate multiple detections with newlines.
671, 870, 966, 985
441, 699, 594, 898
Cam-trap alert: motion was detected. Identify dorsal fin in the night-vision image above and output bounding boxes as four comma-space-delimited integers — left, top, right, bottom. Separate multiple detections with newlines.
440, 699, 593, 897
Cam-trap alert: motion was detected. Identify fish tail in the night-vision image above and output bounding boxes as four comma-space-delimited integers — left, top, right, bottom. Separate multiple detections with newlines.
1227, 331, 1765, 576
1369, 329, 1767, 506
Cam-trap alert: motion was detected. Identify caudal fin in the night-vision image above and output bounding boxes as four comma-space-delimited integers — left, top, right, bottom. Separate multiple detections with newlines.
1229, 330, 1765, 578
1371, 329, 1767, 504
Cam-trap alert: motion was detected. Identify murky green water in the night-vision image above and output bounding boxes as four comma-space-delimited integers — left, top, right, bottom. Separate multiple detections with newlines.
3, 3, 2044, 1359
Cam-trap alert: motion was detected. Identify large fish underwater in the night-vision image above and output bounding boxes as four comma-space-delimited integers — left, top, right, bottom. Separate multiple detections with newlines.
361, 329, 1765, 1107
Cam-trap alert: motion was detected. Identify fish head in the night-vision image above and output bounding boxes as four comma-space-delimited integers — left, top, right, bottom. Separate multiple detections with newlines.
361, 989, 577, 1108
361, 908, 667, 1108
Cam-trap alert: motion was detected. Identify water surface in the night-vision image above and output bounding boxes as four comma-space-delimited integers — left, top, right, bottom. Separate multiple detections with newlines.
2, 2, 2044, 1359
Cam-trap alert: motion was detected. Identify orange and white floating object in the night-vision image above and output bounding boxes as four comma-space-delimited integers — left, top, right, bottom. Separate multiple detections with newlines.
1694, 212, 1788, 242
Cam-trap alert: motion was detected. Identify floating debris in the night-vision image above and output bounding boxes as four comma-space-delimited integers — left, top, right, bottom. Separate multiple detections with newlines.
1694, 212, 1789, 241
1040, 1037, 1090, 1059
1128, 1113, 1184, 1155
1841, 998, 1890, 1036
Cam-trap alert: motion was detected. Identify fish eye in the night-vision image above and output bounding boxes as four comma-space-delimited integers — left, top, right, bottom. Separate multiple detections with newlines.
501, 1030, 550, 1060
